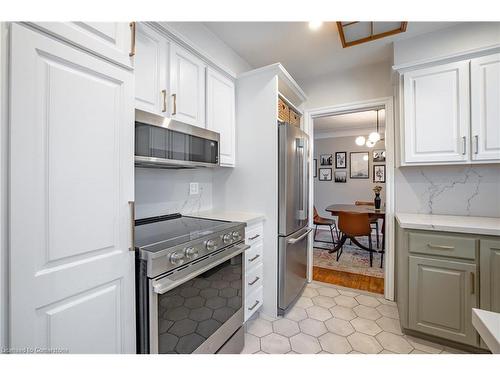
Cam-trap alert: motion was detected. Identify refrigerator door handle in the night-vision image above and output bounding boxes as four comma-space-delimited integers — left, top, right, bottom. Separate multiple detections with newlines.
287, 228, 312, 244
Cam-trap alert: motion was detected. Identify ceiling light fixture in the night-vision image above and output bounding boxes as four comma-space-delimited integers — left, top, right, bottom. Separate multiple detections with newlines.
355, 136, 366, 146
355, 109, 383, 148
309, 21, 323, 31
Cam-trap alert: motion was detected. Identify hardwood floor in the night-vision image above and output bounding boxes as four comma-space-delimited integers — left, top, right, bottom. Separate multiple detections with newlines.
313, 266, 384, 295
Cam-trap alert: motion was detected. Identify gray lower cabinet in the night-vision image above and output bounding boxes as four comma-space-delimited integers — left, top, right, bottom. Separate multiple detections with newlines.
480, 239, 500, 313
409, 255, 478, 346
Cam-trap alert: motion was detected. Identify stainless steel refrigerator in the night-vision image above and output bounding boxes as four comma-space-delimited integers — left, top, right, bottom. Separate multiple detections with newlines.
278, 121, 311, 315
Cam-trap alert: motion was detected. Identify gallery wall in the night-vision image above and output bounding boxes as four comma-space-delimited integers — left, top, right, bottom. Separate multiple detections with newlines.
313, 135, 386, 216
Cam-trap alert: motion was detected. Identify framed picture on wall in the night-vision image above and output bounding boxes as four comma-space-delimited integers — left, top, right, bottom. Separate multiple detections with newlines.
320, 154, 332, 166
350, 152, 369, 179
334, 171, 347, 183
313, 159, 317, 178
319, 168, 332, 181
373, 165, 386, 183
373, 149, 386, 162
335, 152, 347, 169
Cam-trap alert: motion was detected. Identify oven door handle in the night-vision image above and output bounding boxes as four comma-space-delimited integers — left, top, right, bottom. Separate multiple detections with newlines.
152, 243, 250, 295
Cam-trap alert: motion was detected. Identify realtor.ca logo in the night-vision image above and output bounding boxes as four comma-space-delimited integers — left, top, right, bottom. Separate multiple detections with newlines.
1, 347, 69, 354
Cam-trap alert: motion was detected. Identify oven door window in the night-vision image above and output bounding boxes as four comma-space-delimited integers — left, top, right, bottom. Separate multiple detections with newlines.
157, 254, 242, 354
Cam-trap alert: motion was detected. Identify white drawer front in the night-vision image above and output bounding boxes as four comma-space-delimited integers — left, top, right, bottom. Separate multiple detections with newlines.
245, 224, 263, 246
245, 286, 263, 322
245, 263, 263, 297
245, 241, 263, 271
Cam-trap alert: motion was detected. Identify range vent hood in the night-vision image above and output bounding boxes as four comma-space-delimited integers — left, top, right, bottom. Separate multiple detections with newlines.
135, 109, 220, 169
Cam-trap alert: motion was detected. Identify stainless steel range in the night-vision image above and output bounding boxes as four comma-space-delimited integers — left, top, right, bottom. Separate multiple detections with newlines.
135, 213, 248, 354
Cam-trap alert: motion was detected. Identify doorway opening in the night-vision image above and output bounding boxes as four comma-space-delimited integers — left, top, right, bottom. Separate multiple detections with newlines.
304, 97, 395, 300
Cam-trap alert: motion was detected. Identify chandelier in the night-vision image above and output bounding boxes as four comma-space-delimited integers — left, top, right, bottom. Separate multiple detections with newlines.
355, 109, 382, 148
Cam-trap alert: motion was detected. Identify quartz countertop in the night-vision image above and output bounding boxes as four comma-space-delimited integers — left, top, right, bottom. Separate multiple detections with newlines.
472, 308, 500, 354
396, 213, 500, 236
190, 210, 266, 226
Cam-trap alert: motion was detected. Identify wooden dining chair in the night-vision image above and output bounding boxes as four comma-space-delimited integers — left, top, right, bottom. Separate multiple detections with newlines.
354, 201, 380, 249
337, 211, 377, 267
313, 206, 339, 248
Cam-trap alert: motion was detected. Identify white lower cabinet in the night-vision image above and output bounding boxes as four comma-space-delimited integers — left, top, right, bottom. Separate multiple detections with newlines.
9, 24, 136, 353
244, 221, 264, 322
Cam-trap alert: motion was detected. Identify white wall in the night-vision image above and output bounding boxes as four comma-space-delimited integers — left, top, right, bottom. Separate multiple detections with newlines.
393, 22, 500, 66
301, 61, 393, 110
0, 22, 8, 350
314, 136, 386, 216
161, 22, 252, 75
393, 22, 500, 218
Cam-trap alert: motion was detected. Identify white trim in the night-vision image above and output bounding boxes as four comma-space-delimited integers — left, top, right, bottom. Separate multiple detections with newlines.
314, 126, 386, 140
304, 96, 396, 301
151, 22, 238, 80
393, 43, 500, 72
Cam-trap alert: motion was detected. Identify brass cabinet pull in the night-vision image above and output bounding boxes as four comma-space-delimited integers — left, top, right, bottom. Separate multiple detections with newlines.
129, 22, 136, 57
171, 94, 177, 115
128, 201, 135, 251
427, 244, 455, 250
249, 254, 260, 262
470, 272, 475, 294
249, 234, 260, 241
248, 301, 260, 311
248, 276, 260, 286
161, 90, 167, 112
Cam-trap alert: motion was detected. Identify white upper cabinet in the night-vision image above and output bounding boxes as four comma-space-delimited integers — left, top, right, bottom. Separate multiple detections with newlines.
471, 53, 500, 162
206, 68, 236, 167
134, 23, 169, 116
403, 61, 470, 164
170, 44, 207, 127
33, 22, 133, 68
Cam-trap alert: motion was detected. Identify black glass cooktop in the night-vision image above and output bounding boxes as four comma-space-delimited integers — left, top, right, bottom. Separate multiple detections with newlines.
134, 214, 240, 253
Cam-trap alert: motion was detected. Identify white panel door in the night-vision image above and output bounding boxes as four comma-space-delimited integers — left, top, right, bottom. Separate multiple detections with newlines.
134, 23, 169, 115
471, 53, 500, 162
9, 24, 135, 353
33, 22, 133, 68
403, 61, 470, 164
206, 68, 235, 167
170, 44, 206, 127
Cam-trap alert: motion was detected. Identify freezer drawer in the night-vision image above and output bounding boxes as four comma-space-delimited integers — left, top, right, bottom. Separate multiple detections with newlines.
278, 227, 311, 314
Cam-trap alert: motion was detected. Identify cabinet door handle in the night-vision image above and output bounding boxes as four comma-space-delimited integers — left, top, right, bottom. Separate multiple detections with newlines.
474, 135, 479, 154
462, 136, 467, 155
248, 276, 260, 286
248, 254, 260, 262
248, 300, 260, 311
129, 22, 136, 57
161, 90, 167, 113
470, 272, 475, 294
249, 234, 260, 241
427, 244, 455, 250
171, 94, 177, 115
128, 201, 135, 251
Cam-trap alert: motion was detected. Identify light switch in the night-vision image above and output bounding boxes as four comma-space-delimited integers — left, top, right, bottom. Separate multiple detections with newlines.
189, 182, 199, 195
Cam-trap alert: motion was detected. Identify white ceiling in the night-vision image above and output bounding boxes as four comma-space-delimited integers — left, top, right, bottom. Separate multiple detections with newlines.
314, 109, 385, 136
204, 22, 457, 82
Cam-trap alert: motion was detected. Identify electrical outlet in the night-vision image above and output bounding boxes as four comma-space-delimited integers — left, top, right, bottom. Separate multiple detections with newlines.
189, 182, 199, 195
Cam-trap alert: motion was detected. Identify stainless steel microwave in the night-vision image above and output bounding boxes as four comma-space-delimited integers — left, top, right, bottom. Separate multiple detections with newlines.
135, 109, 220, 169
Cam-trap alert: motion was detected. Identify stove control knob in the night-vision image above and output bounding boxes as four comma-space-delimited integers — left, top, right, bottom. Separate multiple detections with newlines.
223, 233, 232, 244
169, 251, 185, 266
232, 231, 241, 241
184, 246, 199, 259
205, 239, 216, 251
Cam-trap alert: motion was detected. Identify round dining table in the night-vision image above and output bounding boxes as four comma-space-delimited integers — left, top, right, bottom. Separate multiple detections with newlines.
324, 204, 385, 254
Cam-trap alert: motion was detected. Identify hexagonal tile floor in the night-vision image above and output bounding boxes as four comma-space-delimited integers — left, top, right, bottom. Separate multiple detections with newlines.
242, 281, 467, 354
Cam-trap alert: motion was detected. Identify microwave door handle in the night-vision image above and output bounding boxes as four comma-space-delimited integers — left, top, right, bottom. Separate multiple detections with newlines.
152, 243, 249, 295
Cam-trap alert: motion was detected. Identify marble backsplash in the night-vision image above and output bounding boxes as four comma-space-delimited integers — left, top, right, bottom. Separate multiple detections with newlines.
134, 168, 213, 219
395, 164, 500, 217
